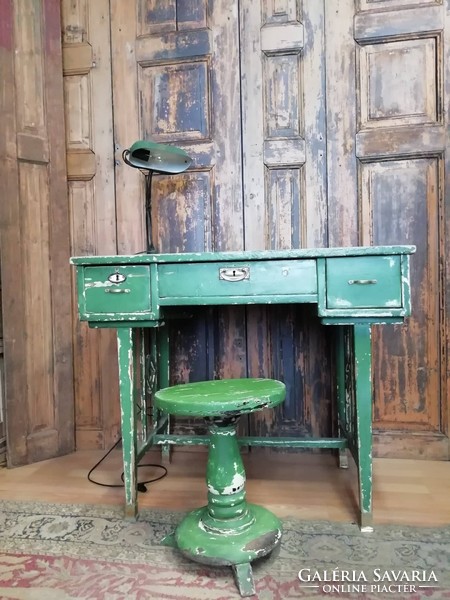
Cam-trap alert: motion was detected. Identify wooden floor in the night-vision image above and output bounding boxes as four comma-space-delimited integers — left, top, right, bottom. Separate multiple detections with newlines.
0, 449, 449, 527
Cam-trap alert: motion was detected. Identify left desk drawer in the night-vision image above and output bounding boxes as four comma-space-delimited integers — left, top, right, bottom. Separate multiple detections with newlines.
82, 266, 151, 315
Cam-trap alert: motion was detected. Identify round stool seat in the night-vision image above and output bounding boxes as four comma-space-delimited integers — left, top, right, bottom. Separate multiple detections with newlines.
154, 377, 285, 418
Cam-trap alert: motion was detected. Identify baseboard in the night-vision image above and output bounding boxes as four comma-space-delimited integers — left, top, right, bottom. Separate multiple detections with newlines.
373, 430, 449, 460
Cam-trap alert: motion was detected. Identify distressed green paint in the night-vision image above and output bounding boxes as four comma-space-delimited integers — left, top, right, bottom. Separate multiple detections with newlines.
321, 317, 404, 326
159, 293, 318, 306
116, 327, 138, 520
80, 266, 157, 321
88, 320, 163, 328
157, 326, 171, 461
352, 323, 373, 532
158, 259, 317, 298
326, 256, 402, 309
70, 245, 415, 529
205, 423, 247, 515
76, 266, 85, 318
154, 378, 285, 418
139, 329, 148, 442
147, 329, 158, 428
155, 379, 285, 597
335, 327, 349, 468
153, 434, 347, 448
135, 415, 169, 464
70, 245, 415, 265
157, 326, 170, 388
83, 266, 151, 314
72, 247, 414, 321
150, 262, 160, 317
401, 253, 412, 315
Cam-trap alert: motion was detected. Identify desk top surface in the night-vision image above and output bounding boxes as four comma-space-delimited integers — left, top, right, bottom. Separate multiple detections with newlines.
71, 245, 416, 266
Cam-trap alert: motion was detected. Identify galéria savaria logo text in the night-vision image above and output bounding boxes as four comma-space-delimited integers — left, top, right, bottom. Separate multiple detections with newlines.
298, 569, 439, 594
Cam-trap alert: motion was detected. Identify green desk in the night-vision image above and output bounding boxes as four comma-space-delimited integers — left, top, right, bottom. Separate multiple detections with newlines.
71, 245, 415, 531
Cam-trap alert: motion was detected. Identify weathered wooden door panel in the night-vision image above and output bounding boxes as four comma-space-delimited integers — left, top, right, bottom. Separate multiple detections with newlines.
329, 0, 449, 457
111, 0, 243, 255
241, 0, 327, 249
0, 0, 74, 465
241, 1, 332, 438
357, 6, 448, 458
361, 160, 440, 432
61, 0, 120, 450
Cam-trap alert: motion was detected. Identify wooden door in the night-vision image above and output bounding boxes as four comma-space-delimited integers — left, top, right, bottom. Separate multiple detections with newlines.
109, 1, 334, 440
327, 0, 449, 458
61, 0, 120, 450
0, 0, 74, 465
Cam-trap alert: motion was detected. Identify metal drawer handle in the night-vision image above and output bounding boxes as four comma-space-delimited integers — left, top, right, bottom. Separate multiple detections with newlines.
219, 267, 250, 282
105, 288, 131, 294
348, 279, 377, 285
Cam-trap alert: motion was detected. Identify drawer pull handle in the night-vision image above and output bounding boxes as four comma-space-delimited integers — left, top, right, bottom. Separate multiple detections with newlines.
105, 288, 131, 294
348, 279, 377, 285
219, 267, 250, 282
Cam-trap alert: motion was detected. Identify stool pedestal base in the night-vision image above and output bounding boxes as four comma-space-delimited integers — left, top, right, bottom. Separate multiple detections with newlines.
175, 503, 282, 597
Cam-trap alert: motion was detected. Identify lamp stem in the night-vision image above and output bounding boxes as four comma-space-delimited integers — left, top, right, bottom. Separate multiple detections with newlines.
145, 171, 156, 253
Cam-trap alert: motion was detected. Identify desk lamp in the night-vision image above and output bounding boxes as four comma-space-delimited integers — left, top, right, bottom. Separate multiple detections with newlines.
122, 140, 192, 253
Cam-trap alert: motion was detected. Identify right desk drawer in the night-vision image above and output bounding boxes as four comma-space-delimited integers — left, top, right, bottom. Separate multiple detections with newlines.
326, 256, 402, 309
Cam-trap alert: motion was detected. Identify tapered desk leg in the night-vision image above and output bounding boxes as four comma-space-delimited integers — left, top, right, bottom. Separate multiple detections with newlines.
352, 324, 373, 532
117, 328, 138, 520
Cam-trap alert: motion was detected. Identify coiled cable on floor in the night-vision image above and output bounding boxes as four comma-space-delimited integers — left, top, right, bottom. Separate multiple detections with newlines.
87, 436, 167, 493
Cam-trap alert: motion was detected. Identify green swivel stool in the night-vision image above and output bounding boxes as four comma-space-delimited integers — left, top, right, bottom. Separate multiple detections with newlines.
155, 378, 286, 597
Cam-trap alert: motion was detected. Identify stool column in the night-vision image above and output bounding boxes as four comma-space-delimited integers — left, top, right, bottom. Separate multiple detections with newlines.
204, 420, 253, 529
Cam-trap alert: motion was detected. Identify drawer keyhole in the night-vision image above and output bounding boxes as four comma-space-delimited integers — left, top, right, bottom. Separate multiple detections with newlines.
108, 272, 127, 284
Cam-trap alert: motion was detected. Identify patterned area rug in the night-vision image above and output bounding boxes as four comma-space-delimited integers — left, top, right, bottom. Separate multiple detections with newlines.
0, 500, 449, 600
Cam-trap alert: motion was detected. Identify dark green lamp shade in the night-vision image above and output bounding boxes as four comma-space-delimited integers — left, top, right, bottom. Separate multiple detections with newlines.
123, 140, 192, 174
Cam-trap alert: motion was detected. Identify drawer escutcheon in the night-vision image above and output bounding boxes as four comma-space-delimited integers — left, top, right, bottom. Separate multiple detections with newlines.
219, 267, 250, 282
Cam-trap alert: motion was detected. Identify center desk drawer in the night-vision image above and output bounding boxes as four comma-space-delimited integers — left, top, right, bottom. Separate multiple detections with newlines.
326, 256, 402, 309
158, 260, 317, 302
83, 266, 151, 314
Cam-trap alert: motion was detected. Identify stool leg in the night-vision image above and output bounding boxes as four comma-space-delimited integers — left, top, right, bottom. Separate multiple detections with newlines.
233, 563, 256, 597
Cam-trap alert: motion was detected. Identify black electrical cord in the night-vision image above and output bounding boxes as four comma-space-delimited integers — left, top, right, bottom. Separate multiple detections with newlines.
87, 436, 167, 493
